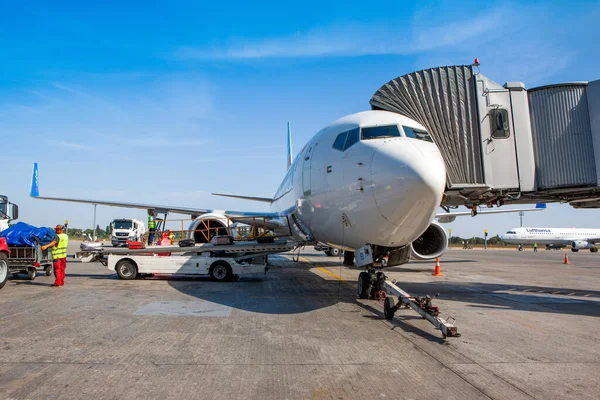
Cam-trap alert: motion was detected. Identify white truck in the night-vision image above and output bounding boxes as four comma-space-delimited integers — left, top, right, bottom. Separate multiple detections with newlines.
110, 218, 146, 247
0, 195, 18, 233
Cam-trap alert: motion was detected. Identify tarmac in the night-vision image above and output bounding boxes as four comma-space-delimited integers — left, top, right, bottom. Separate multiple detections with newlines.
1, 242, 599, 400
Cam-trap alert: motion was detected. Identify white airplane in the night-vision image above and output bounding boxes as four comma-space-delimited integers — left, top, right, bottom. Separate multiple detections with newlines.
31, 110, 542, 268
501, 227, 600, 252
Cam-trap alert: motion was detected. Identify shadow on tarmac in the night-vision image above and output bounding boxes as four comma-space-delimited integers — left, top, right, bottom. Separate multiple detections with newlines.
165, 256, 600, 319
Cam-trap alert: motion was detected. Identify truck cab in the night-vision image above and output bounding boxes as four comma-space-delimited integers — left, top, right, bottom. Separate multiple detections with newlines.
0, 195, 19, 233
1, 195, 19, 289
110, 218, 146, 247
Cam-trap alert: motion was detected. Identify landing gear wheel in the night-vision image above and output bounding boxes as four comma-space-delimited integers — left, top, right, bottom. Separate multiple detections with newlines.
0, 253, 8, 289
116, 259, 138, 280
27, 267, 36, 281
384, 296, 397, 320
329, 248, 341, 257
45, 266, 53, 276
357, 272, 371, 299
324, 249, 332, 256
209, 261, 233, 282
571, 248, 579, 253
591, 247, 598, 253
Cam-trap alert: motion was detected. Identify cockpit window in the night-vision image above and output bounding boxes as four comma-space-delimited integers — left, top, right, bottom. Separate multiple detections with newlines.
403, 126, 433, 142
505, 231, 516, 234
344, 128, 360, 150
332, 132, 347, 151
361, 125, 401, 140
332, 128, 360, 152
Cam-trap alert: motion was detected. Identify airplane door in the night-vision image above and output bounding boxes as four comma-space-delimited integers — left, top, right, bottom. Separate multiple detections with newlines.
302, 144, 314, 196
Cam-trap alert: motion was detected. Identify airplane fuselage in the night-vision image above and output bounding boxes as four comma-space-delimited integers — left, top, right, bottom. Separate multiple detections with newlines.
501, 227, 600, 247
271, 111, 447, 251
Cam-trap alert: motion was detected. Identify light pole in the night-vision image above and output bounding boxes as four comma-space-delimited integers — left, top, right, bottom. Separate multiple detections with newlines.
92, 204, 97, 241
519, 211, 524, 227
484, 229, 488, 249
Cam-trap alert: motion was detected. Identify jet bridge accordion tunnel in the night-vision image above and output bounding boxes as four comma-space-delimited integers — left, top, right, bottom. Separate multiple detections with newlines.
370, 65, 600, 209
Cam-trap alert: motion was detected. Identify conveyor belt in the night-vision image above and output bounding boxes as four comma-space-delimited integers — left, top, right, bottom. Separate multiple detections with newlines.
80, 240, 299, 256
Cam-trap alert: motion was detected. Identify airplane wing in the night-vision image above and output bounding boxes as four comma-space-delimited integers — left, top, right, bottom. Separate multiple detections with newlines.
563, 236, 600, 244
29, 163, 281, 220
435, 204, 546, 223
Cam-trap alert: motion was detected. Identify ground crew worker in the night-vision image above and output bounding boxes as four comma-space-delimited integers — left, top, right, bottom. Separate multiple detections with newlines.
533, 243, 538, 252
167, 230, 175, 244
148, 214, 156, 245
41, 225, 69, 287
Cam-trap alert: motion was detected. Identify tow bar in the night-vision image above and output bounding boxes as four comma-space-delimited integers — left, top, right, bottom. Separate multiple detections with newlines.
362, 271, 460, 339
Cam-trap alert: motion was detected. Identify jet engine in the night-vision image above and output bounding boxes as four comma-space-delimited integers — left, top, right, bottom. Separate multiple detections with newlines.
571, 240, 598, 252
410, 222, 448, 260
187, 213, 230, 243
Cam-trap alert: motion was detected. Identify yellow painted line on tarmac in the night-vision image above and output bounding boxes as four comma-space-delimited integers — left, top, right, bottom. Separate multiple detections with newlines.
291, 254, 355, 288
317, 266, 344, 281
316, 266, 355, 288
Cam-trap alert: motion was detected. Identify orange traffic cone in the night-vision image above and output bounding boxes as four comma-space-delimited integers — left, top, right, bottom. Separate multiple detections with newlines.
563, 253, 571, 265
432, 257, 443, 276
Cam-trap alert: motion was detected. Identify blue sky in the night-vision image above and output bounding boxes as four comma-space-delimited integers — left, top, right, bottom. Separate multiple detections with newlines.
1, 0, 599, 237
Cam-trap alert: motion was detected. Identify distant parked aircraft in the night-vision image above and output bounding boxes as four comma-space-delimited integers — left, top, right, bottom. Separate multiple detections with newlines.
501, 227, 600, 252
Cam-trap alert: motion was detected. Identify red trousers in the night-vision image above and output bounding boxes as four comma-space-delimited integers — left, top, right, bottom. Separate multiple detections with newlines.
53, 258, 67, 286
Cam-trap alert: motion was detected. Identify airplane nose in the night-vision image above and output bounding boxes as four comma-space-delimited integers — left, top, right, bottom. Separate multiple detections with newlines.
370, 139, 446, 228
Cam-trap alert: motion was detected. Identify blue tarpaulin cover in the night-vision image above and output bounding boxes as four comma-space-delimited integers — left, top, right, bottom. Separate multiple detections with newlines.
0, 222, 57, 247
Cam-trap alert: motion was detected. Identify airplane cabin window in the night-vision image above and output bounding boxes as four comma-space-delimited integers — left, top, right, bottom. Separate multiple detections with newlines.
344, 128, 360, 150
361, 125, 401, 140
403, 126, 433, 142
333, 132, 348, 151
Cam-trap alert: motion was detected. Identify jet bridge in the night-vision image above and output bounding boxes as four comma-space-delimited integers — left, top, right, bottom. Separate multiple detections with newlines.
370, 65, 600, 209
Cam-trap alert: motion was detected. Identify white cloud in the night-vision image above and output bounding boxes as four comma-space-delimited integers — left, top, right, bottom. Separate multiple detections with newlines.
170, 3, 588, 85
172, 7, 509, 60
46, 139, 91, 150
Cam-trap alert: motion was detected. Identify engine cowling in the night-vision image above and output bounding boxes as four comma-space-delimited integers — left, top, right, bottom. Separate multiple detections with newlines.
187, 213, 230, 243
571, 240, 592, 250
410, 222, 448, 260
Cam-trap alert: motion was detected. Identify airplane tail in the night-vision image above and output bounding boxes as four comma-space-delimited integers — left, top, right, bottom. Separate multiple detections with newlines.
30, 163, 39, 197
287, 121, 293, 170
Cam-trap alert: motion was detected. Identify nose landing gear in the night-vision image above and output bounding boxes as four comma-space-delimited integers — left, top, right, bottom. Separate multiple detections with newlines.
357, 269, 387, 299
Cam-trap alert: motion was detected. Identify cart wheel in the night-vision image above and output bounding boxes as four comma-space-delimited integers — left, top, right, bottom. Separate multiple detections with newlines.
209, 261, 233, 282
45, 266, 53, 276
116, 259, 138, 280
384, 296, 397, 320
0, 252, 8, 289
27, 267, 37, 281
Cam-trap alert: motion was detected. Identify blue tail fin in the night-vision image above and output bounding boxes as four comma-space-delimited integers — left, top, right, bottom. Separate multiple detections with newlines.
30, 163, 39, 197
287, 121, 293, 170
535, 203, 546, 209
